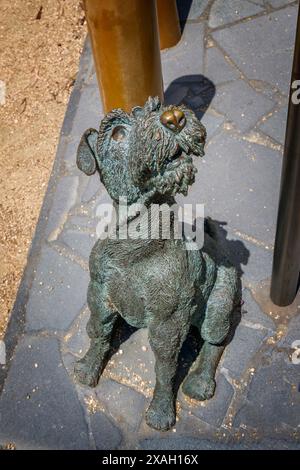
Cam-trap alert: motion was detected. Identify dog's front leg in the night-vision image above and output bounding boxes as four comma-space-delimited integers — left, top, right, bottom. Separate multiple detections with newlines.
146, 312, 190, 431
74, 280, 118, 387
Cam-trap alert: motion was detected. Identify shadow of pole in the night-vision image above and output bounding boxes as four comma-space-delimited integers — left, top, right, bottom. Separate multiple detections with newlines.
164, 74, 216, 121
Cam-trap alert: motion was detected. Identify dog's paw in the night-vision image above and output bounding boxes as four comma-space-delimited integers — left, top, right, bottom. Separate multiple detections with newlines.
74, 357, 101, 388
182, 373, 216, 401
145, 396, 176, 431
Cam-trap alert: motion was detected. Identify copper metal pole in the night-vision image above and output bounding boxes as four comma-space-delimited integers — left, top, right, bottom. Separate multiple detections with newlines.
84, 0, 163, 113
270, 6, 300, 306
156, 0, 181, 50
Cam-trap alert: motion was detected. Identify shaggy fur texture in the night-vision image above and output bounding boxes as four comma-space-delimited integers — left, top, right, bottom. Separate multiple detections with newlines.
74, 97, 240, 431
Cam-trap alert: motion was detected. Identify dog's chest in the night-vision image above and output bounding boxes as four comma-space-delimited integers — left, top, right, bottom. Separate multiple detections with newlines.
106, 242, 194, 327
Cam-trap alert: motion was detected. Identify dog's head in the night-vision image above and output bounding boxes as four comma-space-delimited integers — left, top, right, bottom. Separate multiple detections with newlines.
77, 96, 206, 204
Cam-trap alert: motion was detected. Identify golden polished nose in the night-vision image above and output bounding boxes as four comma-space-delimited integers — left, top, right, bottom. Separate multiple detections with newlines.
160, 108, 186, 132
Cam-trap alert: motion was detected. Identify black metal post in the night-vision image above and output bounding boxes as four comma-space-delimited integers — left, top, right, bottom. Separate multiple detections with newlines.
270, 5, 300, 306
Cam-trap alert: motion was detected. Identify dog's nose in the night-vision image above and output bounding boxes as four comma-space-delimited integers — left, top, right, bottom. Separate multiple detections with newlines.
160, 108, 186, 132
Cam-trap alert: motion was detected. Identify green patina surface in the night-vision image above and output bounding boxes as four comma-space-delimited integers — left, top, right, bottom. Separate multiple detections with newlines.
74, 97, 240, 431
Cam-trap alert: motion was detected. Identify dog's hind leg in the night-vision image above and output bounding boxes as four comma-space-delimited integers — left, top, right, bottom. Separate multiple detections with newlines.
146, 302, 193, 431
182, 265, 238, 401
182, 341, 224, 400
74, 280, 118, 387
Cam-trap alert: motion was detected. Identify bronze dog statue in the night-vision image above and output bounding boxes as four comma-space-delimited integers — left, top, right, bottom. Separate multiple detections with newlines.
74, 97, 239, 431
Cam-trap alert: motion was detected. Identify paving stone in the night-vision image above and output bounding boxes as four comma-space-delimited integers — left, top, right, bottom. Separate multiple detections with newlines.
0, 336, 89, 449
241, 289, 276, 332
95, 378, 147, 431
103, 328, 156, 398
182, 131, 282, 246
165, 76, 215, 118
177, 0, 210, 21
179, 373, 234, 427
26, 246, 89, 331
268, 0, 296, 7
90, 411, 122, 450
46, 176, 79, 242
162, 24, 205, 87
60, 229, 96, 260
233, 358, 300, 430
184, 78, 216, 113
69, 82, 103, 137
68, 214, 99, 231
61, 351, 77, 378
205, 46, 240, 86
60, 135, 80, 172
209, 0, 263, 28
212, 7, 297, 94
141, 434, 300, 450
201, 112, 225, 140
247, 0, 265, 5
259, 106, 288, 145
211, 80, 274, 132
81, 172, 102, 202
140, 437, 228, 450
184, 94, 208, 109
221, 323, 268, 379
173, 408, 217, 436
278, 314, 300, 348
215, 227, 273, 283
63, 307, 90, 357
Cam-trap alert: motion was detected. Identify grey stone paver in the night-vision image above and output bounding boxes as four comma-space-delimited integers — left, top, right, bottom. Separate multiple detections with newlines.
205, 45, 240, 86
278, 313, 300, 347
1, 0, 299, 450
26, 246, 89, 331
240, 289, 276, 331
45, 175, 79, 242
95, 379, 147, 432
212, 5, 298, 95
268, 0, 296, 7
60, 229, 96, 260
162, 23, 205, 87
0, 336, 90, 449
184, 131, 282, 246
63, 306, 90, 357
81, 173, 102, 202
90, 411, 122, 450
101, 328, 156, 396
209, 0, 264, 28
221, 324, 268, 379
259, 105, 288, 144
179, 373, 234, 427
211, 79, 274, 132
200, 111, 225, 141
233, 358, 300, 431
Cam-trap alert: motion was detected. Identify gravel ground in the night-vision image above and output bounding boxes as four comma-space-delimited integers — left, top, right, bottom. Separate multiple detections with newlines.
0, 0, 86, 337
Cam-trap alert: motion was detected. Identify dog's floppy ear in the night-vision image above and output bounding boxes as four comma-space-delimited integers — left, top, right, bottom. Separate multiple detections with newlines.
77, 128, 99, 175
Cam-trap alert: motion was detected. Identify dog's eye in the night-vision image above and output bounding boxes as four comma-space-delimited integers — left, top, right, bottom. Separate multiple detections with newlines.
111, 126, 127, 142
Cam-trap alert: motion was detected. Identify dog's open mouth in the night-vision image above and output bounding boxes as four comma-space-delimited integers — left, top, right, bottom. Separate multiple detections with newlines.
160, 134, 205, 195
143, 119, 206, 198
146, 144, 200, 197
